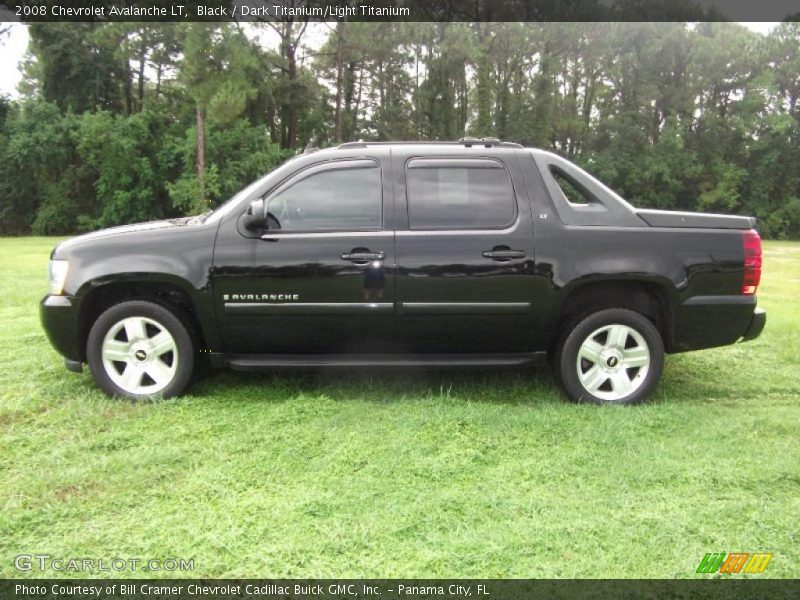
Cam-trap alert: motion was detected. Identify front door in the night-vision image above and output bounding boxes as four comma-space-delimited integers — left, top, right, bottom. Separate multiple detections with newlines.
393, 151, 537, 353
212, 157, 395, 354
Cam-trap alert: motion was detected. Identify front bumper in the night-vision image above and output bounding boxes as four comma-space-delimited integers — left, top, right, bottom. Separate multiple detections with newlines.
40, 294, 84, 363
741, 307, 766, 342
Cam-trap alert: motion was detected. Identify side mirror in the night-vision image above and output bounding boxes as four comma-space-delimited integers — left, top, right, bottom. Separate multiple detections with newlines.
242, 198, 267, 231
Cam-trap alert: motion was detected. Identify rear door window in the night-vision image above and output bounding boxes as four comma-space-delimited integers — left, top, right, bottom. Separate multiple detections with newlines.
405, 159, 517, 230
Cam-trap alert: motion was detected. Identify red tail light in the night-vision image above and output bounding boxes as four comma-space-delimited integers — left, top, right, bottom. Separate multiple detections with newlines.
742, 230, 762, 295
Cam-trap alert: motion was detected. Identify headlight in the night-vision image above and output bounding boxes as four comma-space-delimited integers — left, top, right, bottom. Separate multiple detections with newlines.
48, 260, 69, 295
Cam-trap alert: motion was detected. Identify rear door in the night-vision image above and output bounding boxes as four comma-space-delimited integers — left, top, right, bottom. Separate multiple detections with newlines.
393, 149, 537, 352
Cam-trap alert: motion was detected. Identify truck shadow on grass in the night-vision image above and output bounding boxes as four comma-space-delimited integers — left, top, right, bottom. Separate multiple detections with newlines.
657, 353, 788, 405
54, 356, 765, 408
185, 349, 779, 407
189, 366, 564, 407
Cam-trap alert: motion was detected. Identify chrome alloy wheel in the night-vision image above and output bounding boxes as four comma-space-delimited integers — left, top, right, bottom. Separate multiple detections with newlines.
101, 316, 178, 395
575, 323, 650, 402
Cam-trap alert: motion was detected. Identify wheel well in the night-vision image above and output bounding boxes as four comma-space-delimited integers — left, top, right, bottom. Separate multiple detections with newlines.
78, 281, 205, 360
555, 280, 674, 350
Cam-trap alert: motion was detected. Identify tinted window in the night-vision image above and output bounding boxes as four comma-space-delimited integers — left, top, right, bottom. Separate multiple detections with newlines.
551, 167, 593, 206
267, 165, 381, 231
406, 163, 516, 229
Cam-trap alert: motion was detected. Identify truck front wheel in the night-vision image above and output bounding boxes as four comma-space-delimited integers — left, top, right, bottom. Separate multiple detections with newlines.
555, 308, 664, 405
86, 300, 196, 400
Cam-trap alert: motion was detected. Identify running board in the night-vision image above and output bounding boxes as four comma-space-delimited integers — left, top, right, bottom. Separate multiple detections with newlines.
214, 352, 547, 371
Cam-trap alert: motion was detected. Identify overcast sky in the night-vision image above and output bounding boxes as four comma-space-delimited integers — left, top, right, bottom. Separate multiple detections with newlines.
0, 22, 780, 99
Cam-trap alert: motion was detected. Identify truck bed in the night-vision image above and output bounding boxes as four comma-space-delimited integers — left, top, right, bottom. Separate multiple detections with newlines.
637, 209, 756, 230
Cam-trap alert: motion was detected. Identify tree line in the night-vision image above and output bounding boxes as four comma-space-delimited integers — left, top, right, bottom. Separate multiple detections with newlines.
0, 21, 798, 238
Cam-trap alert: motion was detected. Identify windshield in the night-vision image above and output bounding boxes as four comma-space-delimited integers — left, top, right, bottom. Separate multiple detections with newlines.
203, 155, 302, 225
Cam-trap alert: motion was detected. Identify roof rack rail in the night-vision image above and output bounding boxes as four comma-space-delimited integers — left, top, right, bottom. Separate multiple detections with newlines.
458, 137, 522, 148
337, 138, 523, 150
338, 139, 369, 149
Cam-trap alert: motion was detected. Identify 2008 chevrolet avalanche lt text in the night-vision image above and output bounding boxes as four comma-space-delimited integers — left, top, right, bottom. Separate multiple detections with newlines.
40, 139, 766, 404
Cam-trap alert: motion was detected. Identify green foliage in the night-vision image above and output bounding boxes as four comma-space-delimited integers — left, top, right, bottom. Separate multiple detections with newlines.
777, 197, 800, 239
180, 24, 258, 122
698, 163, 747, 213
27, 23, 124, 114
2, 22, 800, 237
0, 101, 94, 235
77, 110, 176, 229
168, 119, 287, 214
167, 167, 221, 216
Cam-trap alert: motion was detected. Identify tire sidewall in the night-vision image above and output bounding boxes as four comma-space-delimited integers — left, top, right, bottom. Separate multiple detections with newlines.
557, 308, 664, 405
87, 300, 195, 400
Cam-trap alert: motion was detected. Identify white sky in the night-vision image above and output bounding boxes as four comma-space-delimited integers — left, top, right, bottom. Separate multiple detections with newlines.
0, 22, 781, 99
0, 24, 29, 97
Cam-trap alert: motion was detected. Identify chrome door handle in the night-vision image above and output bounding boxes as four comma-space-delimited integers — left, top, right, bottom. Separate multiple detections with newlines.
482, 249, 525, 260
341, 251, 385, 262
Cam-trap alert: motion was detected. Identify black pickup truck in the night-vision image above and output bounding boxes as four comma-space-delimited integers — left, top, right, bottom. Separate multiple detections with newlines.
40, 139, 765, 404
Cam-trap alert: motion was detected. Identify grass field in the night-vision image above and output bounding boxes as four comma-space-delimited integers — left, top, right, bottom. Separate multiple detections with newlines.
0, 237, 798, 579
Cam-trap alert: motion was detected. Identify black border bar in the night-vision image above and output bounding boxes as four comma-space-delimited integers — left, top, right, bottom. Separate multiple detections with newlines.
0, 0, 798, 22
3, 579, 800, 600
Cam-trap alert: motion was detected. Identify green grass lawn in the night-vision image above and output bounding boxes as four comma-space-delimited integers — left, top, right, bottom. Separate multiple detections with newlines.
0, 237, 798, 579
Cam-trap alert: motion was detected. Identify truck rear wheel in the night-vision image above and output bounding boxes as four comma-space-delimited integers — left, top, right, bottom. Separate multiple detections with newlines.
86, 300, 195, 400
555, 308, 664, 405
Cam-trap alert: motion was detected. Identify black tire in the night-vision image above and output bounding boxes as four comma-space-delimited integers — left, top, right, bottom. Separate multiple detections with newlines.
86, 300, 196, 400
554, 308, 664, 405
